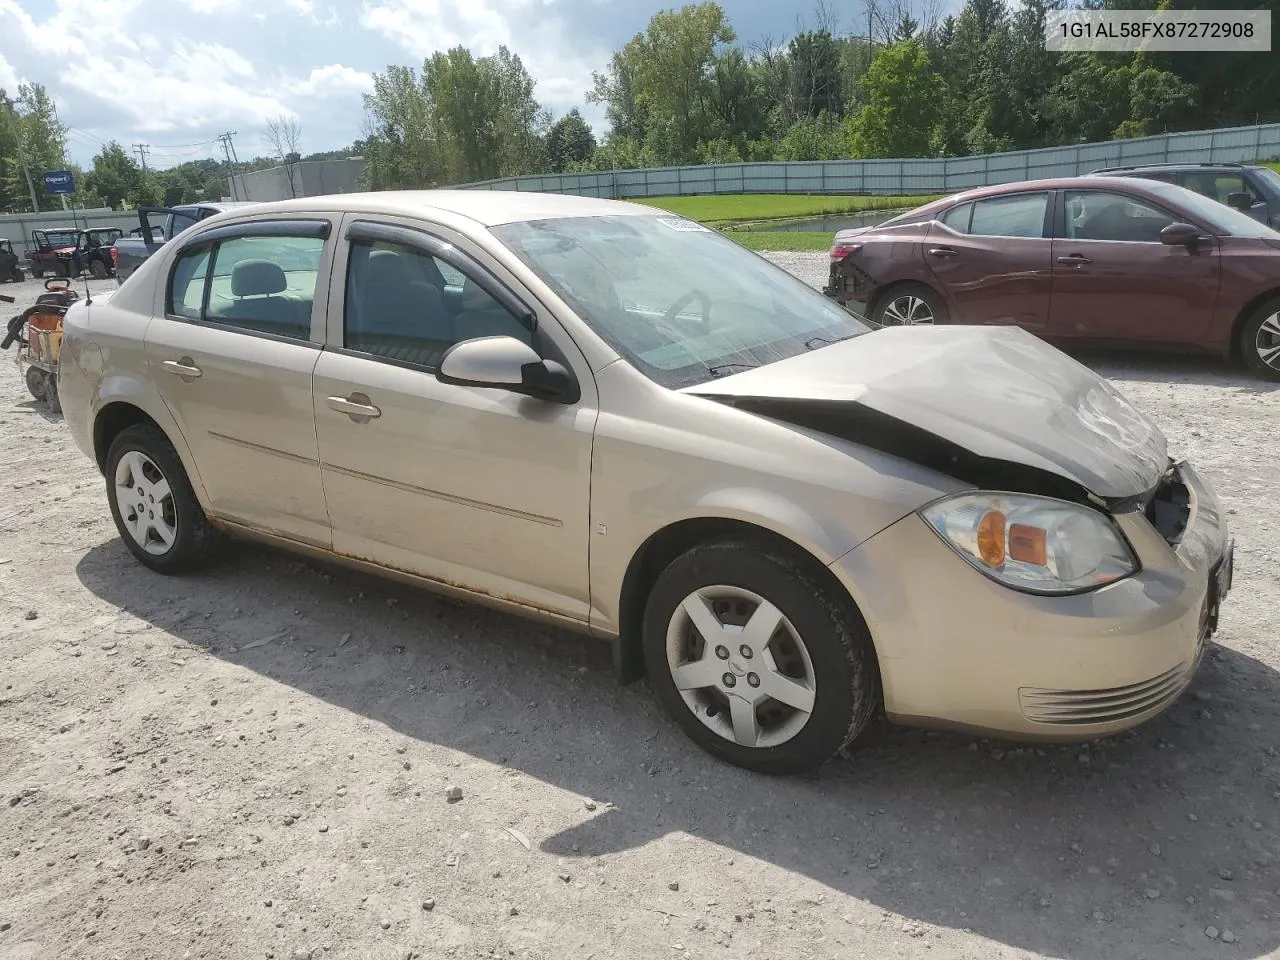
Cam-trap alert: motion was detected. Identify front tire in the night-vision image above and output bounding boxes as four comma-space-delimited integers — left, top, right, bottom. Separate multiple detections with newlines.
1239, 297, 1280, 381
30, 267, 43, 279
90, 260, 108, 280
641, 540, 880, 775
24, 366, 47, 401
872, 282, 947, 326
105, 424, 220, 574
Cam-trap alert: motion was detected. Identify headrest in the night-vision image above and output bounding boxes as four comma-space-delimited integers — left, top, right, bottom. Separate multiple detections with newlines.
231, 259, 287, 296
364, 250, 413, 287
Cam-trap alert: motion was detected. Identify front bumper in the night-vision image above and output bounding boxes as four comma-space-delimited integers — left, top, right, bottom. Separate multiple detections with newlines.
830, 461, 1232, 740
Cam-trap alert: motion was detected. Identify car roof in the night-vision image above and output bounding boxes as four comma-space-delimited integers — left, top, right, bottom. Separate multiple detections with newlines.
896, 175, 1185, 217
221, 190, 662, 227
1093, 162, 1259, 173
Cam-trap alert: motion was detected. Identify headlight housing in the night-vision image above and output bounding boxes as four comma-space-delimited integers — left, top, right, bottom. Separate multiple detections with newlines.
920, 492, 1138, 595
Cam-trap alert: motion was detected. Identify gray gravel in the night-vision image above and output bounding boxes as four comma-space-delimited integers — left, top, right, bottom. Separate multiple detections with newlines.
1, 267, 1278, 959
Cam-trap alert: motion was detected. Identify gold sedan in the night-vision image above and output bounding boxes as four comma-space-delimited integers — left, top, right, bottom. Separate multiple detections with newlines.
57, 191, 1234, 774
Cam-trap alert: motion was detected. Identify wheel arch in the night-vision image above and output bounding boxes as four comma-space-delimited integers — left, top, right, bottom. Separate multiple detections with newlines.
867, 277, 949, 323
611, 515, 879, 686
92, 397, 211, 508
1227, 288, 1280, 359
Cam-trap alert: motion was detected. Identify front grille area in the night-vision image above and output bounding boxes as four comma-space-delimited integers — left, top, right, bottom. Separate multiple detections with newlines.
1145, 463, 1191, 546
1019, 664, 1189, 725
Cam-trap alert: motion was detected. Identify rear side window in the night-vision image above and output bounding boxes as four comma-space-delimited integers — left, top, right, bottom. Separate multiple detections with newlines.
169, 247, 211, 320
166, 232, 326, 341
968, 193, 1049, 238
938, 202, 973, 233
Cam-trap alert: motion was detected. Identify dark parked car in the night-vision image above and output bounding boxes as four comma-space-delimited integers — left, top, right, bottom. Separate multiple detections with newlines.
825, 176, 1280, 380
1091, 162, 1280, 230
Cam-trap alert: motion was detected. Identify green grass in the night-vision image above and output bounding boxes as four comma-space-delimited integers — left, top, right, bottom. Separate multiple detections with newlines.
1263, 161, 1280, 175
634, 193, 936, 226
722, 231, 834, 252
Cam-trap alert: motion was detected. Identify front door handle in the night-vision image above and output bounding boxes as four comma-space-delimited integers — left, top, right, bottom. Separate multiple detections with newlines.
326, 393, 382, 422
928, 247, 958, 258
1056, 254, 1092, 266
162, 358, 202, 379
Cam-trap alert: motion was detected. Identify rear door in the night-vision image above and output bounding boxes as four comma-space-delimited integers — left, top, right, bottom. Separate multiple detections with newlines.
922, 190, 1054, 330
1047, 188, 1220, 345
144, 217, 336, 546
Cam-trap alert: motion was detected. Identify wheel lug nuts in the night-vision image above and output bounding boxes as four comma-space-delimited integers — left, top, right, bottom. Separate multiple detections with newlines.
715, 645, 729, 660
747, 673, 760, 688
739, 645, 753, 659
722, 673, 736, 688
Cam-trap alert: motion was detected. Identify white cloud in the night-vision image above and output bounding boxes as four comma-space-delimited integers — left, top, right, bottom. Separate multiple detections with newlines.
0, 52, 20, 93
284, 64, 375, 97
358, 0, 607, 117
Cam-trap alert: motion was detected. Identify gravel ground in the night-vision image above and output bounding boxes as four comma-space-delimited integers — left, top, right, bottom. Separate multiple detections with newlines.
1, 264, 1278, 960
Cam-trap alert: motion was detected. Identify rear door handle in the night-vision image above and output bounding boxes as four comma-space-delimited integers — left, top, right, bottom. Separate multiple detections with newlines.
1056, 254, 1092, 265
162, 358, 202, 379
326, 393, 382, 421
928, 247, 958, 258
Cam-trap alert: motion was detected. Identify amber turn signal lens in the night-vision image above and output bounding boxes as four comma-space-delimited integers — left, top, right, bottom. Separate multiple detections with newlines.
1009, 523, 1048, 566
976, 510, 1006, 567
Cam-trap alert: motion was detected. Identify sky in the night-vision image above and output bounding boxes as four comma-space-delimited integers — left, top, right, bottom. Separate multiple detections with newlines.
0, 0, 893, 171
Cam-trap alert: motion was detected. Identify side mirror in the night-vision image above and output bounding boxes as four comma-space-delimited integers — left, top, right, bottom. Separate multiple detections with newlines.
1226, 191, 1254, 211
1159, 222, 1202, 247
437, 336, 579, 404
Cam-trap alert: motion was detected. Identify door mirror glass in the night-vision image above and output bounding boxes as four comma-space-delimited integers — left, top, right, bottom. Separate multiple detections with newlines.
1159, 222, 1202, 246
1226, 191, 1254, 211
437, 336, 579, 403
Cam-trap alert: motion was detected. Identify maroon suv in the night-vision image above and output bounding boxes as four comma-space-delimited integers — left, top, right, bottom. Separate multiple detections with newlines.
824, 176, 1280, 380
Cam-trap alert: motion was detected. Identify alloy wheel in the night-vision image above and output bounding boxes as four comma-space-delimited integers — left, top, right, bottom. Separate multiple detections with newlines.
664, 585, 816, 748
881, 295, 934, 325
1255, 310, 1280, 372
114, 451, 178, 556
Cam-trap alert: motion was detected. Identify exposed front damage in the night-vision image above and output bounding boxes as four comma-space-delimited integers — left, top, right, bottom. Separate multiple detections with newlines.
685, 325, 1171, 510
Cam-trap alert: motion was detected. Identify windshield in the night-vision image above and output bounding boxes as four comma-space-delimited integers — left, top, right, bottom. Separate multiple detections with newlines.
39, 231, 78, 247
1147, 180, 1280, 239
490, 214, 872, 388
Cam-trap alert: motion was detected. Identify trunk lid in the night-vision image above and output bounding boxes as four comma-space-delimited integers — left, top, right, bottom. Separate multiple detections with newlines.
683, 325, 1167, 500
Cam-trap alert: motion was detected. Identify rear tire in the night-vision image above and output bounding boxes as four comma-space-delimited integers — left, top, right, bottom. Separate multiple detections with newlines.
1239, 297, 1280, 381
90, 260, 108, 280
872, 282, 948, 326
30, 267, 43, 279
641, 540, 880, 775
51, 262, 68, 279
105, 424, 221, 574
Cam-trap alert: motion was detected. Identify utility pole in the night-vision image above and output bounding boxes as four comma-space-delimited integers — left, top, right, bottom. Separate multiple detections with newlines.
132, 143, 150, 174
216, 131, 244, 200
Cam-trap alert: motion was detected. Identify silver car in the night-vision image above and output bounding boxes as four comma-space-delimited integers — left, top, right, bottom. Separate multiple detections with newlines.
57, 191, 1234, 774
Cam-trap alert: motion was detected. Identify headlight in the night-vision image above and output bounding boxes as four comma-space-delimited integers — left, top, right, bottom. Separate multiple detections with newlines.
920, 492, 1138, 595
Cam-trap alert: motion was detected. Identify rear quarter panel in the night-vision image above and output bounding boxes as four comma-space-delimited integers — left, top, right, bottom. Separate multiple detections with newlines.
831, 225, 932, 312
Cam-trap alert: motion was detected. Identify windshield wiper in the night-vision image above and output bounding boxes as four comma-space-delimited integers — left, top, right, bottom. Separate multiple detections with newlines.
804, 333, 858, 350
707, 362, 759, 377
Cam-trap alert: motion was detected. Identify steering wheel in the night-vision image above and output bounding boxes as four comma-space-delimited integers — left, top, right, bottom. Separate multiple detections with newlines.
662, 290, 712, 333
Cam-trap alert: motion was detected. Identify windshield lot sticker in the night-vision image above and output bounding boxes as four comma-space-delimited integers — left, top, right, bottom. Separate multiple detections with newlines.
656, 217, 711, 232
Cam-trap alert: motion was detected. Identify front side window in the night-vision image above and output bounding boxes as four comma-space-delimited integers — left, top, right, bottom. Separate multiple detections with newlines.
492, 215, 871, 389
166, 232, 324, 340
968, 193, 1049, 238
343, 239, 534, 370
1064, 191, 1175, 243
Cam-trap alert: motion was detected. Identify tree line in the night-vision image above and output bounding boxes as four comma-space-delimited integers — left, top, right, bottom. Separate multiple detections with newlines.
360, 0, 1279, 188
4, 0, 1277, 212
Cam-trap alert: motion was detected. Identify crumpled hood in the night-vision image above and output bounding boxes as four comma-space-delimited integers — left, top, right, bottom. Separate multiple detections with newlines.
683, 325, 1168, 500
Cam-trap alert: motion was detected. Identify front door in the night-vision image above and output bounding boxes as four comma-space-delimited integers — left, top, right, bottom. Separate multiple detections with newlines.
144, 220, 335, 547
1047, 189, 1220, 345
311, 217, 596, 623
922, 190, 1055, 331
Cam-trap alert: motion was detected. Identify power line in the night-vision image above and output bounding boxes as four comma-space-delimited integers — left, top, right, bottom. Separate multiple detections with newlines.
216, 131, 244, 200
132, 143, 150, 174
